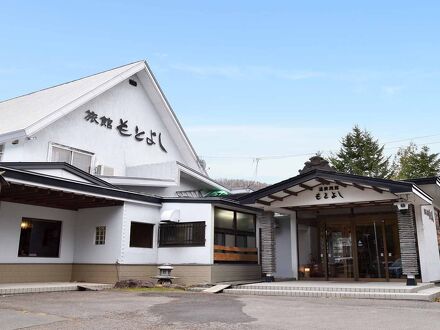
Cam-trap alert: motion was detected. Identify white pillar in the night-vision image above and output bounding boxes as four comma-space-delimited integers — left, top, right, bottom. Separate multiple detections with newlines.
415, 204, 440, 283
290, 213, 298, 280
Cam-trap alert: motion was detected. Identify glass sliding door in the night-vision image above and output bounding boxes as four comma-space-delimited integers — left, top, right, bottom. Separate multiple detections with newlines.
355, 217, 402, 280
356, 221, 386, 279
326, 223, 354, 279
297, 212, 402, 281
297, 222, 326, 279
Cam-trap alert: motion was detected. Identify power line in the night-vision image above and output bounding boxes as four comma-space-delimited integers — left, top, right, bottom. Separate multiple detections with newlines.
383, 133, 440, 145
203, 135, 440, 181
200, 132, 440, 161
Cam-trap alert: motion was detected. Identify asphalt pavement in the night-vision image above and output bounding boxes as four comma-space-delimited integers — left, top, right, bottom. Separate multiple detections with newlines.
0, 290, 439, 329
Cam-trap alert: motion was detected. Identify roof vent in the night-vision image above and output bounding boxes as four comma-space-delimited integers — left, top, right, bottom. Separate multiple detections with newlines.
129, 79, 137, 87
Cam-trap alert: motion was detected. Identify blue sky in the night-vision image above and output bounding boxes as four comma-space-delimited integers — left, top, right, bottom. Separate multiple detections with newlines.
1, 1, 440, 183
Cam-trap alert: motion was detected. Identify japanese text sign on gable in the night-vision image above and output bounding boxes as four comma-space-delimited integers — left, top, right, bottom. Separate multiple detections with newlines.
84, 110, 167, 153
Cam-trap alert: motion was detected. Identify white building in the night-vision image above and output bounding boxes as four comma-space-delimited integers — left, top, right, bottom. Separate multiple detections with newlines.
0, 61, 261, 285
0, 61, 440, 286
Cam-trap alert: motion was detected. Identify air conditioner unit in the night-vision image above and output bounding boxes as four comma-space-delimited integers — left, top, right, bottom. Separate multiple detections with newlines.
96, 165, 114, 176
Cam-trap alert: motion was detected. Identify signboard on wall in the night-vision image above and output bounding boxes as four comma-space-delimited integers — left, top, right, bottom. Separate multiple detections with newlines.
434, 208, 440, 254
83, 110, 167, 153
268, 182, 396, 208
314, 184, 344, 201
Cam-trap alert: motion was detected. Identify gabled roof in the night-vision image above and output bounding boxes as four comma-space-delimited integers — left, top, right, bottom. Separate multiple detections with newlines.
176, 161, 230, 192
0, 61, 144, 141
238, 169, 432, 205
0, 162, 116, 188
0, 60, 206, 174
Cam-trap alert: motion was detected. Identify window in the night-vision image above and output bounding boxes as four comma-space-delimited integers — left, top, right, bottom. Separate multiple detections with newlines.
51, 144, 93, 173
95, 226, 106, 245
0, 144, 4, 161
214, 209, 234, 229
214, 208, 257, 263
159, 222, 205, 247
129, 222, 154, 248
18, 218, 62, 258
214, 208, 256, 248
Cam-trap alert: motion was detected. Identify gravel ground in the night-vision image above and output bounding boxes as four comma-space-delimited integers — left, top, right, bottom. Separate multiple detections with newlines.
0, 290, 439, 329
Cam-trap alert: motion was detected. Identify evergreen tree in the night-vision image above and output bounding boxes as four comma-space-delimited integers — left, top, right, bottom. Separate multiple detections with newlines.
329, 125, 392, 178
393, 143, 440, 179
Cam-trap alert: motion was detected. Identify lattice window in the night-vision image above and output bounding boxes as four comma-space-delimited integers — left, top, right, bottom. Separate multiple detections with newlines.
159, 222, 205, 247
95, 226, 106, 245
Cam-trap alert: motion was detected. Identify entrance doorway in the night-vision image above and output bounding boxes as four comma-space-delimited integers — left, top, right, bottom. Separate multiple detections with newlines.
297, 211, 403, 281
326, 223, 354, 278
356, 221, 386, 279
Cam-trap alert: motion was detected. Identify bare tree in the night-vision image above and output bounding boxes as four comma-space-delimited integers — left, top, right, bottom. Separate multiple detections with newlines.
216, 178, 268, 191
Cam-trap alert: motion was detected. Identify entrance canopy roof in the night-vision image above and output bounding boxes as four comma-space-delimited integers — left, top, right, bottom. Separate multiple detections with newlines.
238, 170, 432, 211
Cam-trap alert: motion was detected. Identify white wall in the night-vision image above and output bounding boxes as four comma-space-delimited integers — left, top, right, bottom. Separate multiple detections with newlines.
73, 206, 124, 264
126, 174, 207, 197
0, 201, 76, 263
120, 202, 161, 264
158, 203, 213, 264
274, 215, 293, 278
2, 75, 191, 176
415, 205, 440, 282
290, 214, 298, 279
0, 200, 218, 266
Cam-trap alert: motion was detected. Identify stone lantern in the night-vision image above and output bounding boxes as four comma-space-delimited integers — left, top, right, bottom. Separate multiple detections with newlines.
154, 264, 176, 285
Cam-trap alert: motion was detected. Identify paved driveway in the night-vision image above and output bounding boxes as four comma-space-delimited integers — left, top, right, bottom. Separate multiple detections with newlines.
0, 290, 440, 329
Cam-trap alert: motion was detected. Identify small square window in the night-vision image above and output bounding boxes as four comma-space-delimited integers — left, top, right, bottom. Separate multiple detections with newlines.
95, 226, 106, 245
129, 222, 154, 248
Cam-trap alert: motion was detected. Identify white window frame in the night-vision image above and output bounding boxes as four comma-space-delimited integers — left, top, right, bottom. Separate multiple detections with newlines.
95, 226, 106, 245
0, 144, 4, 161
48, 143, 95, 173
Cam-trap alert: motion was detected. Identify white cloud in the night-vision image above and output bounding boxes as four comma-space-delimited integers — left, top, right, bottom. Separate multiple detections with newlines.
185, 124, 342, 183
170, 64, 440, 91
381, 85, 404, 95
171, 64, 323, 81
0, 67, 18, 75
152, 52, 169, 58
171, 64, 245, 79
